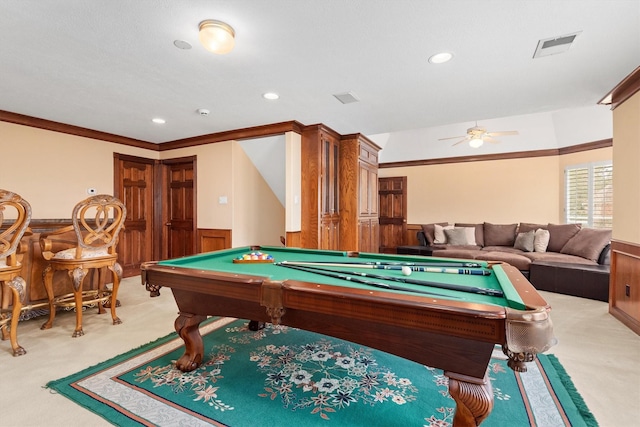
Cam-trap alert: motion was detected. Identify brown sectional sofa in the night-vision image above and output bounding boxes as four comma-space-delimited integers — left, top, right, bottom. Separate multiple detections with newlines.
416, 222, 612, 301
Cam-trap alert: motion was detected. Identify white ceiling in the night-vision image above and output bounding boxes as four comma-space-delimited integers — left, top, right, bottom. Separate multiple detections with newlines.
1, 0, 638, 144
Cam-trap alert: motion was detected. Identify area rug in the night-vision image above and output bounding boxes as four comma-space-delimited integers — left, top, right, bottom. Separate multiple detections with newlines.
47, 317, 597, 427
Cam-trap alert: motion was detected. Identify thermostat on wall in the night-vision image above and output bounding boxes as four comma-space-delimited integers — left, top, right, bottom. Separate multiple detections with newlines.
87, 188, 97, 195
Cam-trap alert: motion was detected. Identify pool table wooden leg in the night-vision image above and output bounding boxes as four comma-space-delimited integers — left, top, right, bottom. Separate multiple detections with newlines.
174, 312, 207, 372
446, 371, 493, 427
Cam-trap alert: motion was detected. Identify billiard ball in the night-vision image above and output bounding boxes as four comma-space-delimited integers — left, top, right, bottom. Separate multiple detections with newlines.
401, 266, 412, 276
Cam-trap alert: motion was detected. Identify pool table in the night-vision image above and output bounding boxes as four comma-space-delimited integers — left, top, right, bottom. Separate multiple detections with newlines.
141, 246, 555, 427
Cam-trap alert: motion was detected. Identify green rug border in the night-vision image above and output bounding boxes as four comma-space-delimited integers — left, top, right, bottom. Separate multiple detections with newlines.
45, 325, 190, 427
538, 354, 599, 427
46, 319, 599, 427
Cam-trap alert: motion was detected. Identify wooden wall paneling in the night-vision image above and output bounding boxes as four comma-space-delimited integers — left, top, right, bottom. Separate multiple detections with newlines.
197, 229, 232, 253
285, 231, 301, 248
609, 240, 640, 335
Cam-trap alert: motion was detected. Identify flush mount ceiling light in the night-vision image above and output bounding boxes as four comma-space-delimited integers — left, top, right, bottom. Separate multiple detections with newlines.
198, 20, 235, 54
428, 52, 453, 64
151, 117, 166, 124
263, 92, 279, 100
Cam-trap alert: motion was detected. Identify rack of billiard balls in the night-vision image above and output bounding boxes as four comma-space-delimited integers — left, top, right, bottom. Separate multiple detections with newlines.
232, 251, 274, 263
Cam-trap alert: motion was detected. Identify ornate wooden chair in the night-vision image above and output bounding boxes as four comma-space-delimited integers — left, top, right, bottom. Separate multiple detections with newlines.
40, 194, 126, 337
0, 189, 32, 356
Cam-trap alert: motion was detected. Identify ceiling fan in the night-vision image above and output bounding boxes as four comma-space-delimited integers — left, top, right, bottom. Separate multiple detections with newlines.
439, 122, 519, 148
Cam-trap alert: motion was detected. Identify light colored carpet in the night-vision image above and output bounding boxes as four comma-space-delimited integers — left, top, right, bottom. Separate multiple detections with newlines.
1, 276, 639, 427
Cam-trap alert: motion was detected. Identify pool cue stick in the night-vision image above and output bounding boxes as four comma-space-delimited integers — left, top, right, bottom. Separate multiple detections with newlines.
276, 263, 461, 299
279, 263, 504, 298
281, 260, 484, 269
280, 261, 491, 276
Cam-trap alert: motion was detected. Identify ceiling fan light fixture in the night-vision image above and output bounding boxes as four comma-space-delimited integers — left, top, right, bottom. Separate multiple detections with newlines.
469, 137, 484, 148
198, 20, 235, 54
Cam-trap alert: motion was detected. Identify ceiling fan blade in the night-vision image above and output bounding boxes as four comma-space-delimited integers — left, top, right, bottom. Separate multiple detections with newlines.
486, 130, 518, 137
483, 136, 501, 144
438, 135, 467, 141
451, 137, 470, 146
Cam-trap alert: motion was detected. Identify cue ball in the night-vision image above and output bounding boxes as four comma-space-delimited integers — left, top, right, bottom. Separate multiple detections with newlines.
401, 266, 412, 276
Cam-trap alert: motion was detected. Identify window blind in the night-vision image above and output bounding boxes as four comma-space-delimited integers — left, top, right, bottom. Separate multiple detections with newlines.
565, 162, 612, 228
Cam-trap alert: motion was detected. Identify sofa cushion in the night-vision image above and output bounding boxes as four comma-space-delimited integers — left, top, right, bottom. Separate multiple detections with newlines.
430, 248, 482, 260
483, 223, 518, 246
421, 222, 448, 246
514, 230, 535, 252
560, 228, 612, 262
455, 223, 484, 246
518, 222, 546, 234
475, 251, 532, 271
534, 228, 550, 252
546, 223, 581, 252
523, 251, 598, 266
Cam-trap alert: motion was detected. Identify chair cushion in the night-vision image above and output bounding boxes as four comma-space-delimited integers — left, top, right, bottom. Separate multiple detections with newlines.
53, 247, 110, 260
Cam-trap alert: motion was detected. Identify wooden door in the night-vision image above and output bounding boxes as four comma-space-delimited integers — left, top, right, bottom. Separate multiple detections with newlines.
163, 157, 197, 259
378, 176, 407, 253
114, 154, 155, 277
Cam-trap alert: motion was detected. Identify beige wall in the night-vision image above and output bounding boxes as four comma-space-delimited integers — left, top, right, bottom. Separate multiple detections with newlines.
0, 122, 157, 218
2, 122, 285, 247
612, 92, 640, 243
231, 142, 285, 247
380, 147, 613, 226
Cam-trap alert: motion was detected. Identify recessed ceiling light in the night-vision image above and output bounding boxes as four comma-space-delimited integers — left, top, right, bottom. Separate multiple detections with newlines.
263, 92, 279, 100
152, 118, 166, 124
428, 52, 453, 64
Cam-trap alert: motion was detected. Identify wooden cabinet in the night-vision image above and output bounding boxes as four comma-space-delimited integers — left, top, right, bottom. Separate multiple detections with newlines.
609, 241, 640, 334
339, 134, 381, 252
301, 125, 341, 250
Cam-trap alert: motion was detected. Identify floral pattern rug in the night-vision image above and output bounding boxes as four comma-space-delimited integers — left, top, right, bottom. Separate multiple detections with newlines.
47, 317, 597, 427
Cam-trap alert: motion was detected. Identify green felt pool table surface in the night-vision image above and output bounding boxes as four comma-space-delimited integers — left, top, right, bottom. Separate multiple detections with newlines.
157, 246, 527, 310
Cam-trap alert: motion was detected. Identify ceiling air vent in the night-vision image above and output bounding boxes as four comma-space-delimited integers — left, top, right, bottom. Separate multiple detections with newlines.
533, 31, 581, 58
333, 91, 360, 104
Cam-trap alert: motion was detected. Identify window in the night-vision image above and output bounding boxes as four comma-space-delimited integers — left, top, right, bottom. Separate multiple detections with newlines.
565, 162, 613, 228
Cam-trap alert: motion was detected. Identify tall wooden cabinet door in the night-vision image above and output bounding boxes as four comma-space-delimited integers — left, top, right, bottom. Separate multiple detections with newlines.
163, 158, 197, 259
115, 154, 154, 277
378, 176, 407, 253
320, 133, 340, 250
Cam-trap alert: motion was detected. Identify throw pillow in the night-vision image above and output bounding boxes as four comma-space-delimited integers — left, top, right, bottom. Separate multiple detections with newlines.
560, 228, 612, 261
421, 222, 448, 245
514, 230, 535, 252
534, 228, 550, 252
455, 223, 483, 246
483, 223, 518, 246
546, 223, 581, 252
433, 224, 454, 244
444, 228, 472, 246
